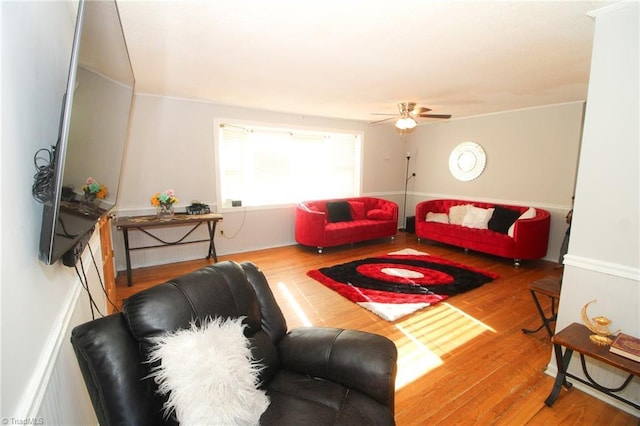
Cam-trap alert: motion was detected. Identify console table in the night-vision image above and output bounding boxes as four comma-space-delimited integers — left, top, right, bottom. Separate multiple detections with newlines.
115, 213, 223, 286
545, 322, 640, 411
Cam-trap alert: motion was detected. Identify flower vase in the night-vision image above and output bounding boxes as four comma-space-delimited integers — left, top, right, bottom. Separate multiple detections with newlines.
83, 193, 97, 206
157, 203, 175, 220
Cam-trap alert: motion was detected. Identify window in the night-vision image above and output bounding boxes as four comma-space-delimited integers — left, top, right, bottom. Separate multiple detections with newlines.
216, 121, 362, 208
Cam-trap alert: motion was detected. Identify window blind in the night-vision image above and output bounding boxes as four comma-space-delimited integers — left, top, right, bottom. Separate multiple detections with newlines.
217, 123, 361, 208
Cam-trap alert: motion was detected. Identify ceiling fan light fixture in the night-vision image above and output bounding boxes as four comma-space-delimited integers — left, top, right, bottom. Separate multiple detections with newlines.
396, 117, 417, 130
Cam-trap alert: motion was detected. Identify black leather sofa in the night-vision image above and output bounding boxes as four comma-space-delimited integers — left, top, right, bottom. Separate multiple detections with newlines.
71, 261, 398, 425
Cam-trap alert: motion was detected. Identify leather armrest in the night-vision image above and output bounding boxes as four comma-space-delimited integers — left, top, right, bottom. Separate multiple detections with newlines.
70, 314, 165, 426
277, 327, 397, 410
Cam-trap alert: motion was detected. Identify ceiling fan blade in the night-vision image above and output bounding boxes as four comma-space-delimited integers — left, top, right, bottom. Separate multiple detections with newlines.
370, 113, 397, 116
410, 107, 431, 116
368, 117, 396, 125
418, 113, 452, 119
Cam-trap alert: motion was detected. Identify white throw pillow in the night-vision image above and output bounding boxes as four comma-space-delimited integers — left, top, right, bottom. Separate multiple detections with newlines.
146, 317, 269, 426
462, 205, 495, 229
426, 212, 449, 224
508, 207, 537, 237
448, 204, 471, 225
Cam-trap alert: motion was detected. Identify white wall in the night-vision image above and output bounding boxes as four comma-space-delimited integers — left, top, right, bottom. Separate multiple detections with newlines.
554, 2, 639, 414
1, 2, 103, 422
409, 102, 583, 204
114, 95, 584, 270
113, 94, 406, 269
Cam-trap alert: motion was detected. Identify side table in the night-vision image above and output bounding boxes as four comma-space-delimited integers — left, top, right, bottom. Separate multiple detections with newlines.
522, 276, 561, 338
545, 322, 640, 411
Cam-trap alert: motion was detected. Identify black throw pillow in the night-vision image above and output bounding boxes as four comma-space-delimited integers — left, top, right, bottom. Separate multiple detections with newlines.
488, 206, 521, 234
326, 201, 353, 223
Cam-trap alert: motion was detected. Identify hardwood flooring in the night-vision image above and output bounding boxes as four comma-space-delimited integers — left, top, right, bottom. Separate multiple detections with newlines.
115, 232, 639, 425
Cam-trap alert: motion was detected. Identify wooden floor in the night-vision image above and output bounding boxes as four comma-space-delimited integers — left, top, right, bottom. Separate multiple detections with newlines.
115, 232, 639, 425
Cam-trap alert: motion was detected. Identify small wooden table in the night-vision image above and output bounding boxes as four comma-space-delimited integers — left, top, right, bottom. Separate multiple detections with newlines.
116, 213, 223, 286
545, 322, 640, 410
522, 276, 561, 338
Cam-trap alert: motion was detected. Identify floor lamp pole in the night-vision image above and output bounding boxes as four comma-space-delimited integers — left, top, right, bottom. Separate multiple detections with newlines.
402, 154, 415, 231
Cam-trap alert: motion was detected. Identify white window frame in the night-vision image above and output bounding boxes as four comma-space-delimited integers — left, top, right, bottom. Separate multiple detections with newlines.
213, 119, 363, 211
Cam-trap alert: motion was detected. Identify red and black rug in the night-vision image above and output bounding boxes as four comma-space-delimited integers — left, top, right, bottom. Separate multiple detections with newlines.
307, 249, 499, 321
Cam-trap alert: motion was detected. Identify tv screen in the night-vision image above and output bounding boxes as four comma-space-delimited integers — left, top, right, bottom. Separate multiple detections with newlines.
38, 0, 135, 265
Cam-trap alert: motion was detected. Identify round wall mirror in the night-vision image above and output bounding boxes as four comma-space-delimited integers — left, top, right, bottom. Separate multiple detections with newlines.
449, 142, 486, 181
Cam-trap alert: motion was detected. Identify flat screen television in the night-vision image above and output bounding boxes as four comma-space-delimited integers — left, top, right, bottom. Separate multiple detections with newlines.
38, 0, 135, 265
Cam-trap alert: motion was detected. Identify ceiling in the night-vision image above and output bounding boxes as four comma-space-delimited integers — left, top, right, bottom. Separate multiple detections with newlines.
115, 0, 616, 123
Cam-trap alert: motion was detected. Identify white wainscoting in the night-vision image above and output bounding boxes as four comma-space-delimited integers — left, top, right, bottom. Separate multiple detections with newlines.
18, 232, 105, 425
112, 192, 568, 272
112, 192, 405, 273
112, 204, 298, 272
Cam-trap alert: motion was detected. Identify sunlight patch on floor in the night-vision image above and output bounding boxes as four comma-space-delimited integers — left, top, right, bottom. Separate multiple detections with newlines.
278, 282, 313, 327
394, 323, 444, 389
394, 302, 496, 389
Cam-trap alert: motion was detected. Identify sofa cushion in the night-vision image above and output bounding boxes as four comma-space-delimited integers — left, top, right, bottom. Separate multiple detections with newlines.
448, 204, 471, 225
462, 205, 495, 229
326, 201, 352, 223
146, 317, 270, 425
488, 206, 521, 234
367, 209, 392, 220
421, 222, 515, 250
508, 207, 537, 237
348, 201, 366, 220
426, 212, 449, 224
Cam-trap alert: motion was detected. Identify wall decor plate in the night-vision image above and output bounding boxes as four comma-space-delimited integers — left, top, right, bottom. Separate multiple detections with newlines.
449, 141, 486, 181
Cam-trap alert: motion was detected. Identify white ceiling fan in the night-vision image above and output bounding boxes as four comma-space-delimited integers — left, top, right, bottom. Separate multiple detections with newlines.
369, 102, 452, 130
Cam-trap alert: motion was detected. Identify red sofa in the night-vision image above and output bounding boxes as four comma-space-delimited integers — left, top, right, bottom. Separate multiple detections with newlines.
295, 197, 398, 253
415, 199, 550, 265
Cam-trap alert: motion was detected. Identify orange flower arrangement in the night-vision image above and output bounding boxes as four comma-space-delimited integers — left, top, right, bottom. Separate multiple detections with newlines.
150, 189, 178, 207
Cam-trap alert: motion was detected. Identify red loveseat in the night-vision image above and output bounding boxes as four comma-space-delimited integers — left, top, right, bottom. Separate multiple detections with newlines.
415, 199, 550, 265
295, 197, 398, 253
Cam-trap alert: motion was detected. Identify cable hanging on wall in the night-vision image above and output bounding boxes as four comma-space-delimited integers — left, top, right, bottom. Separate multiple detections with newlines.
72, 243, 119, 320
32, 146, 57, 203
